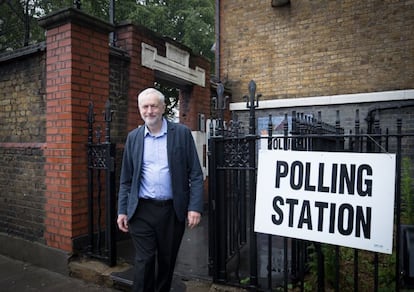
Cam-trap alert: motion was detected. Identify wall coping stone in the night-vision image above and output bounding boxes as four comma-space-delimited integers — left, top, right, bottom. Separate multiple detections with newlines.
0, 42, 46, 63
230, 89, 414, 111
38, 7, 114, 34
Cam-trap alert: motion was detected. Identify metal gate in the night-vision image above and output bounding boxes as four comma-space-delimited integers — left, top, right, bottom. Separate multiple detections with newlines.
208, 81, 414, 291
86, 100, 117, 266
208, 81, 259, 286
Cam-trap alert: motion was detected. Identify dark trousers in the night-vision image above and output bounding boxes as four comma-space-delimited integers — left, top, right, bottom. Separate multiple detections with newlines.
128, 199, 185, 292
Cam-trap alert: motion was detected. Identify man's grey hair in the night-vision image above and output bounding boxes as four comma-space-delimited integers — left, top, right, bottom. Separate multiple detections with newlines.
137, 88, 165, 105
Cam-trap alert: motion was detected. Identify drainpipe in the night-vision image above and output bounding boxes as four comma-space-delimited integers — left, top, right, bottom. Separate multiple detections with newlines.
109, 0, 115, 46
215, 0, 220, 80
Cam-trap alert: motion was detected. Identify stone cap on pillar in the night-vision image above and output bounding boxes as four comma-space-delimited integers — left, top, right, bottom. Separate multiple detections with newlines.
38, 7, 114, 34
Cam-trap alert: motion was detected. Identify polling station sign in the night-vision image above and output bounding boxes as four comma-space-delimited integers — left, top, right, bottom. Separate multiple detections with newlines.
254, 150, 396, 254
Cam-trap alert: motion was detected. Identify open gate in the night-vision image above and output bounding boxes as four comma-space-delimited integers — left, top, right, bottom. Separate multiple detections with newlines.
208, 81, 414, 291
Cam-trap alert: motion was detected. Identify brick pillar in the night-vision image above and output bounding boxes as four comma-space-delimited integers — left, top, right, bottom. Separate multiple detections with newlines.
116, 23, 155, 132
179, 67, 211, 130
116, 23, 211, 132
39, 8, 113, 251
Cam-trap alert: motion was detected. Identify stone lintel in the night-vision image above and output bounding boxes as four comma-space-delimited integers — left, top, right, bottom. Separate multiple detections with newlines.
141, 42, 205, 87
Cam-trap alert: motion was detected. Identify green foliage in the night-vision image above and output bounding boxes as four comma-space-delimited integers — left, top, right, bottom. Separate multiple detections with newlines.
0, 0, 216, 71
378, 252, 396, 291
401, 157, 414, 224
303, 243, 317, 291
154, 82, 179, 121
0, 0, 72, 51
0, 0, 41, 50
304, 244, 397, 291
124, 0, 215, 63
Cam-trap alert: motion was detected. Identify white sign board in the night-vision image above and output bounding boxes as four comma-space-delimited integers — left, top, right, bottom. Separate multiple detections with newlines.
254, 150, 396, 254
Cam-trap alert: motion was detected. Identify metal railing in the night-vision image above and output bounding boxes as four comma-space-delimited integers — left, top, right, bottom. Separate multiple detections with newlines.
86, 100, 117, 266
208, 81, 414, 291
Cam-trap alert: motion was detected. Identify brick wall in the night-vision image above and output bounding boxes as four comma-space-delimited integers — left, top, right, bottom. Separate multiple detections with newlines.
180, 60, 211, 130
0, 44, 129, 252
236, 101, 414, 186
0, 47, 47, 242
39, 8, 114, 251
0, 50, 46, 142
219, 0, 414, 100
0, 146, 46, 242
116, 22, 211, 131
0, 8, 211, 257
116, 23, 153, 131
109, 50, 130, 144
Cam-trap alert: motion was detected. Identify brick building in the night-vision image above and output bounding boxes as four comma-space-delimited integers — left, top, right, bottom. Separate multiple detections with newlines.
1, 0, 413, 285
0, 7, 210, 274
216, 0, 414, 135
211, 1, 414, 288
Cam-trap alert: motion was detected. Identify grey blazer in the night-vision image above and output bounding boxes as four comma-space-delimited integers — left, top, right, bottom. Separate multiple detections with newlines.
117, 120, 204, 222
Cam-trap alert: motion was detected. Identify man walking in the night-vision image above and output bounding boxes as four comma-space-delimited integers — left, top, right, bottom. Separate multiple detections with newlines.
117, 88, 204, 292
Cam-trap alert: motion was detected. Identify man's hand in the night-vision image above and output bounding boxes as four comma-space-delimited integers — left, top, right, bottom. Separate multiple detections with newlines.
187, 211, 201, 229
117, 214, 129, 232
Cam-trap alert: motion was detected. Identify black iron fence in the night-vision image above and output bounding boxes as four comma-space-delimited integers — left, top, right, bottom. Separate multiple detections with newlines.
208, 81, 414, 291
86, 100, 117, 266
208, 81, 259, 286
